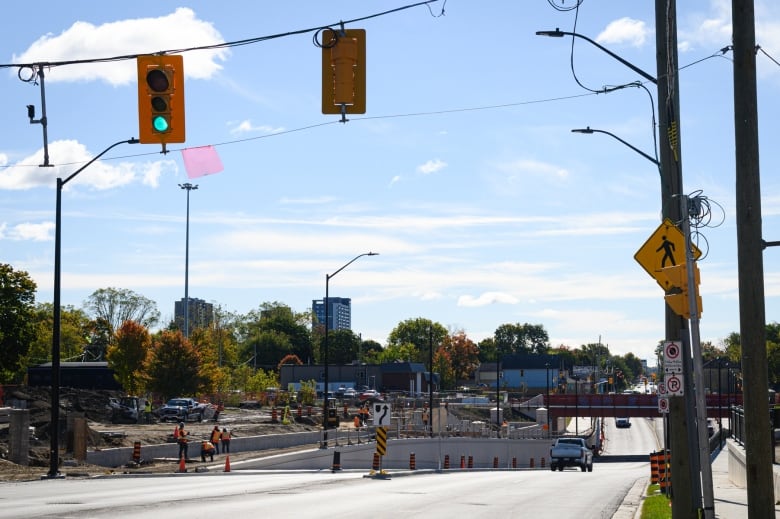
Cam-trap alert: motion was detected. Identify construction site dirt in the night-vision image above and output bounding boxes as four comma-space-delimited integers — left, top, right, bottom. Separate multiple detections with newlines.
0, 385, 326, 482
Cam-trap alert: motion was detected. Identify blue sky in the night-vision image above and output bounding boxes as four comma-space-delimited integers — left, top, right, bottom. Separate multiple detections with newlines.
2, 1, 779, 366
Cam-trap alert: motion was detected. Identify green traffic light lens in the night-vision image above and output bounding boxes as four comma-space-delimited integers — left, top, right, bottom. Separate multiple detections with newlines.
152, 115, 170, 132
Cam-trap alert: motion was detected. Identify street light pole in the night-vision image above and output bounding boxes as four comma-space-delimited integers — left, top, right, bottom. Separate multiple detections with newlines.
321, 252, 378, 448
178, 183, 198, 338
540, 12, 709, 514
571, 127, 659, 168
545, 363, 550, 434
48, 138, 139, 478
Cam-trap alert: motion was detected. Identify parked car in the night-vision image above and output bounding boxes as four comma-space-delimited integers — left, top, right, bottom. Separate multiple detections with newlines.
343, 388, 357, 399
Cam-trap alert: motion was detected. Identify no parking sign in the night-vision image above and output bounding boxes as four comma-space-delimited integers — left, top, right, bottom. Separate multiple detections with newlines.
665, 373, 684, 396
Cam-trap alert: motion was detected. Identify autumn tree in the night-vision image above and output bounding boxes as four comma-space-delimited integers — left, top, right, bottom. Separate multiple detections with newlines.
441, 331, 479, 383
107, 320, 151, 395
144, 330, 205, 399
433, 347, 456, 389
0, 264, 36, 383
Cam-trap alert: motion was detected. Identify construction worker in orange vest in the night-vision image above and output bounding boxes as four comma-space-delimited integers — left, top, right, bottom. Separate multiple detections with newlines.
176, 422, 189, 460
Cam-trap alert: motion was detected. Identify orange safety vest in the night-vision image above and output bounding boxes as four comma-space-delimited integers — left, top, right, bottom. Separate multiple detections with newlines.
211, 429, 221, 443
177, 429, 188, 443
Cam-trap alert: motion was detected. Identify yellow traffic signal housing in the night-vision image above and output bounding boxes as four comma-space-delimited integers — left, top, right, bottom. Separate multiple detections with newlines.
659, 262, 702, 319
137, 55, 185, 144
321, 29, 366, 114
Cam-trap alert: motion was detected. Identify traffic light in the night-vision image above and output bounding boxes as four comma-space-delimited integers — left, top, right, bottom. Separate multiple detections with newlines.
137, 55, 185, 145
321, 29, 366, 115
659, 261, 702, 319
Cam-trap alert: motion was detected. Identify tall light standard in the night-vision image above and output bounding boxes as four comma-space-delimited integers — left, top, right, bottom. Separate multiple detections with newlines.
48, 138, 139, 478
321, 251, 378, 447
178, 183, 198, 338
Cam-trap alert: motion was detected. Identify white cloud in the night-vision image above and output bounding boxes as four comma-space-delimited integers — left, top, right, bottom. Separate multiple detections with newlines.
11, 8, 228, 86
458, 292, 519, 307
417, 159, 447, 175
389, 175, 402, 187
0, 221, 54, 241
0, 153, 7, 166
0, 140, 177, 191
596, 17, 650, 47
229, 120, 285, 135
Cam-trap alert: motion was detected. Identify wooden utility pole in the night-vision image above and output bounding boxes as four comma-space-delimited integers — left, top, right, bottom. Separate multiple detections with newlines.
731, 1, 776, 515
654, 1, 698, 515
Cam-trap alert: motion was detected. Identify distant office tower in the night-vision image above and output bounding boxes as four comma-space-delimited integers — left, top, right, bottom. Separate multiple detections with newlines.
312, 297, 352, 331
174, 297, 214, 332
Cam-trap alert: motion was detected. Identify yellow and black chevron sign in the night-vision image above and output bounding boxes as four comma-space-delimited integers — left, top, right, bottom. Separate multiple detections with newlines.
375, 426, 387, 456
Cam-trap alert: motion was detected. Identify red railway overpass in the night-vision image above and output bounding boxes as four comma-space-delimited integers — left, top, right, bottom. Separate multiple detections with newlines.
544, 393, 742, 420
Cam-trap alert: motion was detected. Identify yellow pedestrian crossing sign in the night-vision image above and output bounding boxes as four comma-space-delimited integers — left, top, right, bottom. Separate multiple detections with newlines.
634, 219, 701, 289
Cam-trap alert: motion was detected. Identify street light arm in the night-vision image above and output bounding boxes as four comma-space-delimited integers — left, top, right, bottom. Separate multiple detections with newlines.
572, 127, 660, 167
63, 138, 139, 186
536, 29, 657, 85
327, 251, 379, 280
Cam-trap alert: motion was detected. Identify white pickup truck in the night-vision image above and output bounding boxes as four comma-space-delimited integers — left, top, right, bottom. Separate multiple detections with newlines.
549, 437, 594, 472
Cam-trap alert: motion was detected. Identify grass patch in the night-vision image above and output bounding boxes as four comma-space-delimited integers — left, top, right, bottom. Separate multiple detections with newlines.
640, 485, 671, 519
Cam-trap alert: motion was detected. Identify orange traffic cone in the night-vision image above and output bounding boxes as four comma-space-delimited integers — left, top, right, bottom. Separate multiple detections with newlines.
223, 454, 231, 472
178, 454, 186, 473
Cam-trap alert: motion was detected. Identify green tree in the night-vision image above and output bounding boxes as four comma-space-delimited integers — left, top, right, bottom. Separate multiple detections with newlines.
494, 323, 550, 355
24, 303, 91, 366
386, 318, 448, 363
144, 330, 204, 399
360, 339, 383, 363
244, 329, 292, 369
83, 287, 160, 355
239, 302, 313, 366
0, 264, 37, 383
107, 320, 151, 395
376, 342, 418, 363
327, 329, 361, 365
477, 337, 496, 363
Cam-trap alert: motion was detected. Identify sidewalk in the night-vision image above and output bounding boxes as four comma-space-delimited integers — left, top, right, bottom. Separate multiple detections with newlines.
709, 443, 750, 518
615, 442, 780, 518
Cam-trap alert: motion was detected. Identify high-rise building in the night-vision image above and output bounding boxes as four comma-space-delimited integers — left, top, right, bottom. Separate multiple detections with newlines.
312, 297, 351, 331
174, 297, 214, 332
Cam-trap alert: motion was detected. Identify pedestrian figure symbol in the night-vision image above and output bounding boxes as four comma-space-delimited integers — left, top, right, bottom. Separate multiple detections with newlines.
656, 235, 676, 267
